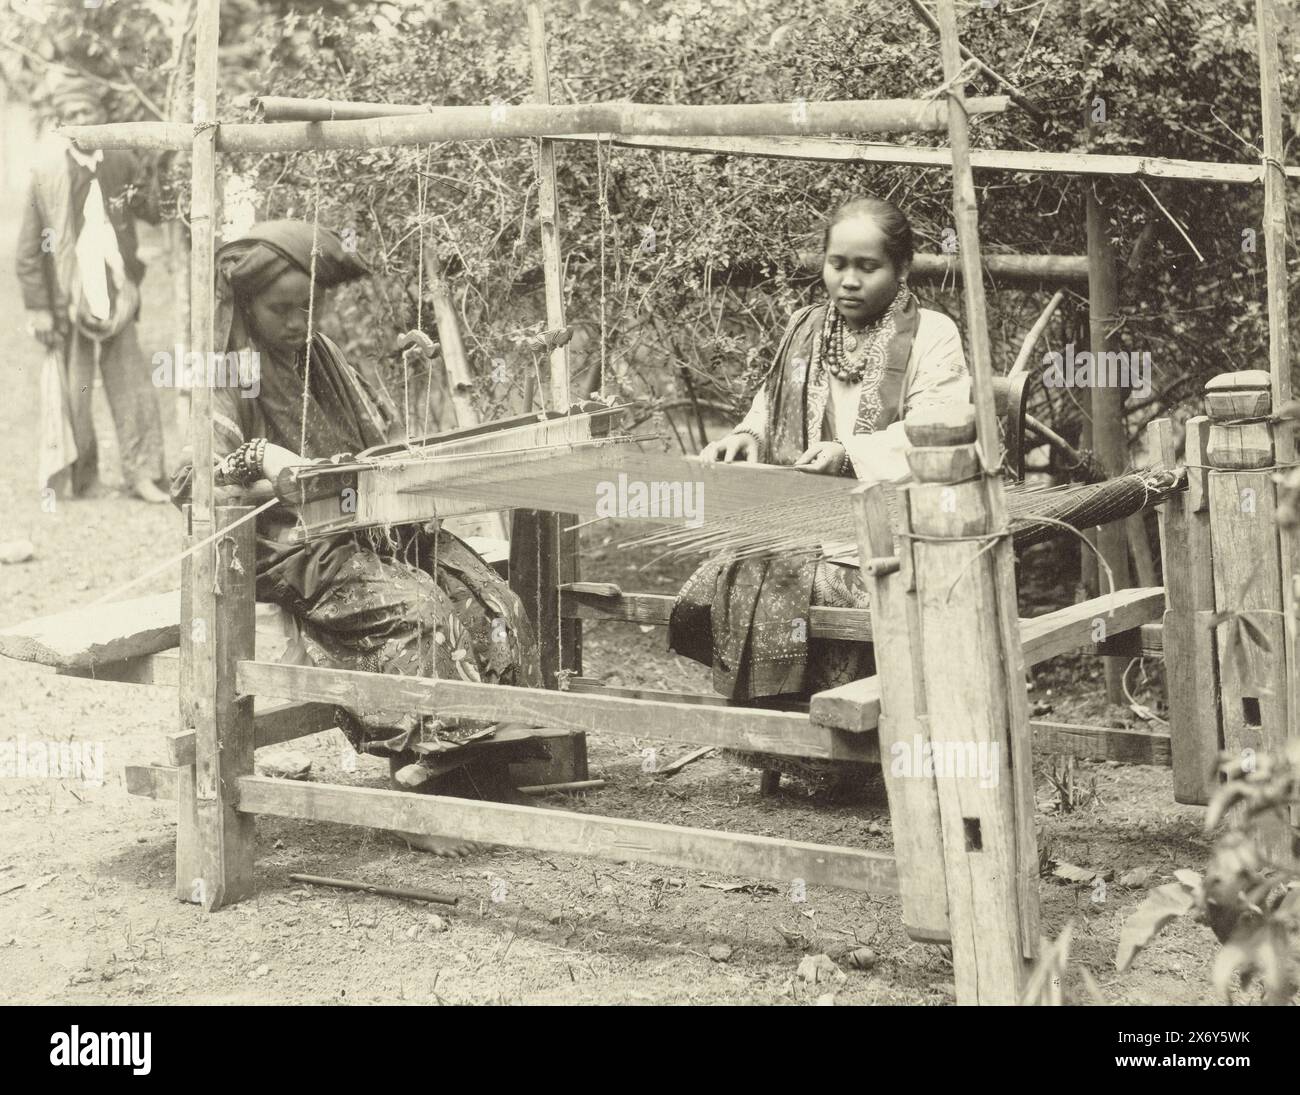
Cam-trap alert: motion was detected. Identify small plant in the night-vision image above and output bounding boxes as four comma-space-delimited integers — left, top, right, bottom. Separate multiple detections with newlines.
1116, 742, 1300, 1004
1043, 754, 1101, 813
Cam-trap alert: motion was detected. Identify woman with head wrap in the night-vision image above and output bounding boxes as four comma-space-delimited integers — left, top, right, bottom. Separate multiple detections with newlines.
171, 221, 542, 852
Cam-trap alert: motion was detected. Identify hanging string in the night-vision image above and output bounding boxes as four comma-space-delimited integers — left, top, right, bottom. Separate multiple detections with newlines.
300, 163, 323, 458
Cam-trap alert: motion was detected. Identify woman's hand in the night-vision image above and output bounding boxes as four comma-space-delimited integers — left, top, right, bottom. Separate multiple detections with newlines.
700, 432, 759, 464
794, 440, 846, 475
260, 442, 306, 482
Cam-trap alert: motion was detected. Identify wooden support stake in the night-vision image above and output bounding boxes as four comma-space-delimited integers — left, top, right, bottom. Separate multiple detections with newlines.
853, 483, 949, 941
1205, 378, 1292, 858
1148, 418, 1221, 804
1256, 0, 1299, 773
935, 0, 1039, 982
904, 410, 1035, 1004
177, 512, 200, 902
525, 0, 571, 410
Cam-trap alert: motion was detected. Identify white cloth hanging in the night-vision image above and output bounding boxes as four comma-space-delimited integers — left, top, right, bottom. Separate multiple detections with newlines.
68, 144, 126, 322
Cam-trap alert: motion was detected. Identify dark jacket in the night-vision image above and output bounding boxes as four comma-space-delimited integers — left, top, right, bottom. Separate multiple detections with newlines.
15, 139, 157, 315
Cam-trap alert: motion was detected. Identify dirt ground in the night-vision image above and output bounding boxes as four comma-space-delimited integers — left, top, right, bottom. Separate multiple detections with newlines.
0, 187, 1222, 1009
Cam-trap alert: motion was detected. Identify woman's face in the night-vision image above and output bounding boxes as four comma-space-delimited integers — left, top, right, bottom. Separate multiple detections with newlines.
246, 268, 314, 353
823, 215, 907, 329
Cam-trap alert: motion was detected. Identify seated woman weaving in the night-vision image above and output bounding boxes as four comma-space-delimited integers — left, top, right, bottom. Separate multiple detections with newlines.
170, 221, 541, 847
671, 195, 970, 704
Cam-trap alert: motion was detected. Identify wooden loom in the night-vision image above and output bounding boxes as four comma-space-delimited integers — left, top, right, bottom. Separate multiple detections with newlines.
34, 0, 1296, 1007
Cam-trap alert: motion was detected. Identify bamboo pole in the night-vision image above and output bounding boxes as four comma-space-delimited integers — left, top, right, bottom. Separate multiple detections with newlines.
525, 0, 570, 410
1086, 186, 1133, 704
231, 99, 1300, 184
185, 0, 255, 911
934, 0, 1039, 988
65, 111, 1300, 188
902, 0, 1044, 121
61, 96, 1010, 152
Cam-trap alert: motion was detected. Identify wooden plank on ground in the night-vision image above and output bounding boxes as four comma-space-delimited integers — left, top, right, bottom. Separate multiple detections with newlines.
237, 776, 899, 895
0, 591, 179, 669
237, 661, 876, 763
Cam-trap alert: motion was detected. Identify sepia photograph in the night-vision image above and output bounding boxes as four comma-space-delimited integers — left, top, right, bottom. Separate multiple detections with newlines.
0, 0, 1296, 1034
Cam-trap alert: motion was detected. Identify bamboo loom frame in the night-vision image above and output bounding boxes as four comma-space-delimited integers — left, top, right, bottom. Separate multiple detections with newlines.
56, 0, 1294, 1005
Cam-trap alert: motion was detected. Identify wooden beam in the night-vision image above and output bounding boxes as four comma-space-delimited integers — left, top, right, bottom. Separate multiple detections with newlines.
1032, 721, 1170, 766
236, 660, 878, 763
168, 699, 338, 767
559, 584, 874, 640
809, 588, 1165, 733
524, 0, 571, 410
1020, 587, 1165, 665
236, 776, 900, 895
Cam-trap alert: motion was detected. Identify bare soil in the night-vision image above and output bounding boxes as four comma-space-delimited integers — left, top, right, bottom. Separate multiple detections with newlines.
0, 218, 1220, 1008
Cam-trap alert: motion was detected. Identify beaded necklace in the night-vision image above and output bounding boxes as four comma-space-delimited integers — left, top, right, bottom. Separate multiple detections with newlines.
821, 282, 910, 384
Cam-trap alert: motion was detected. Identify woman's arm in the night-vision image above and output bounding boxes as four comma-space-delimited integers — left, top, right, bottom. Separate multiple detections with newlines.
702, 386, 767, 463
841, 313, 970, 482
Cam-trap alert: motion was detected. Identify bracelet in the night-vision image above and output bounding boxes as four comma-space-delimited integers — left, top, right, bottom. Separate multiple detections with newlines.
215, 438, 268, 488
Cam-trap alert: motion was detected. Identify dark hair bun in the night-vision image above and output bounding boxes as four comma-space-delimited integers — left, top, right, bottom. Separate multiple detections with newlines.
823, 195, 914, 271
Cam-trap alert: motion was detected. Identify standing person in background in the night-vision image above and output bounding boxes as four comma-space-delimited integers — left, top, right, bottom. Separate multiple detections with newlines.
15, 69, 168, 503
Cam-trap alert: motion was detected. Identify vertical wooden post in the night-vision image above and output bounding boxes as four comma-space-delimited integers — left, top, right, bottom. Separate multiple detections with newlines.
1147, 418, 1221, 804
1086, 187, 1133, 703
905, 408, 1034, 1004
852, 483, 949, 941
193, 505, 257, 909
176, 508, 201, 902
524, 0, 570, 411
1205, 373, 1293, 859
1255, 0, 1298, 758
183, 0, 255, 910
509, 509, 585, 782
935, 0, 1040, 968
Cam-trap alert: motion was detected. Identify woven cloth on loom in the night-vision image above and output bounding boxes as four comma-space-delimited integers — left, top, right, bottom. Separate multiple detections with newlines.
618, 467, 1186, 562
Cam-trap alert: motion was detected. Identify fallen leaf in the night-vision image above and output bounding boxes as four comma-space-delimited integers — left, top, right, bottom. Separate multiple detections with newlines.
1116, 881, 1198, 972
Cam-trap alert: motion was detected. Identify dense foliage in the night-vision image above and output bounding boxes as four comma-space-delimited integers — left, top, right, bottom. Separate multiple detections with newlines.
4, 0, 1297, 453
